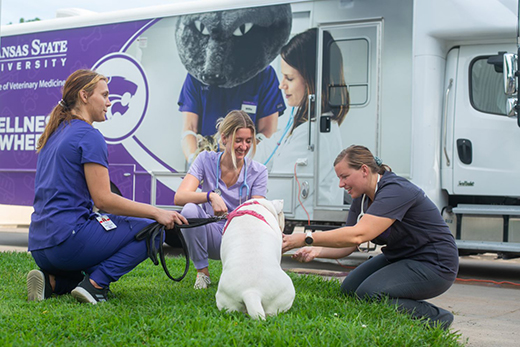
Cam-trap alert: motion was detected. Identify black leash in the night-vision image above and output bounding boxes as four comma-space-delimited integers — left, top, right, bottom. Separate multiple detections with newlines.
135, 217, 224, 282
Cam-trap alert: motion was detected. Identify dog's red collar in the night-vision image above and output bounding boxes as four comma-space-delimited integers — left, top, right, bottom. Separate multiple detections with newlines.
222, 201, 270, 234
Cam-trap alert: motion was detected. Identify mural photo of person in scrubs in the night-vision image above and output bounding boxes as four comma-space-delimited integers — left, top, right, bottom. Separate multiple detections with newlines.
256, 28, 350, 219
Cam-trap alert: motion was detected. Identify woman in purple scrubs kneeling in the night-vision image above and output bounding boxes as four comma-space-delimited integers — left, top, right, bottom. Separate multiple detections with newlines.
174, 110, 268, 289
28, 69, 186, 304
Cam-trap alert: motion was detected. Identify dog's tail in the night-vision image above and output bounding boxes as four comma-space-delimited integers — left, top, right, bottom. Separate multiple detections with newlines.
242, 290, 265, 320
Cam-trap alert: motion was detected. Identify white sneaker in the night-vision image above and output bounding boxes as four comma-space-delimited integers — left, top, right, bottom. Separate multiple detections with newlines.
27, 269, 51, 301
194, 272, 211, 289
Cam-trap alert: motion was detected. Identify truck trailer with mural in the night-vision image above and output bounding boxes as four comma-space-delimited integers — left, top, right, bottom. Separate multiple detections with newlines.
1, 0, 520, 256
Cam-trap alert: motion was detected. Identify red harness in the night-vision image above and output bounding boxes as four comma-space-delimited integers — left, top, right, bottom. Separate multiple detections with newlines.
222, 201, 271, 234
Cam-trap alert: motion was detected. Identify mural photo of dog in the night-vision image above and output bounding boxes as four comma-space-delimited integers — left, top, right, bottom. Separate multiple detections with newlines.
175, 5, 292, 162
175, 5, 292, 88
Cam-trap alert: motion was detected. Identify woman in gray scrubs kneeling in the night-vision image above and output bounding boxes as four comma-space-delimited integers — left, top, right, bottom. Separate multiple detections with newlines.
282, 145, 458, 330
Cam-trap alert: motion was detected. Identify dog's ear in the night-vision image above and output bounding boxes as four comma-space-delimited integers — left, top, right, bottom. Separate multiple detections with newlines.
256, 199, 285, 231
271, 200, 285, 232
271, 200, 284, 214
277, 211, 285, 233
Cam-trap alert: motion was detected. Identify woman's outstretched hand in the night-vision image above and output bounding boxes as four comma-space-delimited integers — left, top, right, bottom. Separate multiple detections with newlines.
291, 247, 321, 262
282, 233, 305, 253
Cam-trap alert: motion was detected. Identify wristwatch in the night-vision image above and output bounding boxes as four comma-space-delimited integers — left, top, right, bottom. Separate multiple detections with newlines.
304, 231, 314, 246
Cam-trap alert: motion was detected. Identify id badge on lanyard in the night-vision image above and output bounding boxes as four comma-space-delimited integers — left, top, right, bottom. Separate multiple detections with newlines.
95, 213, 117, 231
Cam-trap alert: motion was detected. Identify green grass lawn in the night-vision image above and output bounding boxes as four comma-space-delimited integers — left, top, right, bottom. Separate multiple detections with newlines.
0, 252, 463, 346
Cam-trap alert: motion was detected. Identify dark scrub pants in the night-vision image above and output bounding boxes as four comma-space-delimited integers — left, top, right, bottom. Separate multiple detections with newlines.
31, 215, 157, 294
341, 253, 455, 329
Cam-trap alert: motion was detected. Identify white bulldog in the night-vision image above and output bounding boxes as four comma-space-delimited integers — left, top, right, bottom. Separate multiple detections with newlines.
216, 198, 295, 320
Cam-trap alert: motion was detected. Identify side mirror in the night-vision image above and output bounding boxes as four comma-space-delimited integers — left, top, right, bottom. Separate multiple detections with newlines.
503, 53, 519, 119
488, 51, 518, 121
503, 53, 517, 96
506, 97, 517, 117
487, 51, 506, 73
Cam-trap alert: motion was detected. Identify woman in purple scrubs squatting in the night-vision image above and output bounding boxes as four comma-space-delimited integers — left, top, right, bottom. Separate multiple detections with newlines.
27, 69, 187, 304
174, 110, 268, 289
282, 145, 459, 330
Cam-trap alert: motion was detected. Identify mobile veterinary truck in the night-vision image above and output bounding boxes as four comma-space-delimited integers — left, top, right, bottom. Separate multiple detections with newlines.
1, 0, 520, 256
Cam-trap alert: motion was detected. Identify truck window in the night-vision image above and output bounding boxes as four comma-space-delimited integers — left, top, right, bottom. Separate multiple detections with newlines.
331, 38, 369, 107
469, 57, 507, 115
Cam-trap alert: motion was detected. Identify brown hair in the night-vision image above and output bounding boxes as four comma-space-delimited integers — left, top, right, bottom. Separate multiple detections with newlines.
334, 145, 391, 175
37, 69, 107, 151
281, 28, 349, 134
215, 110, 257, 168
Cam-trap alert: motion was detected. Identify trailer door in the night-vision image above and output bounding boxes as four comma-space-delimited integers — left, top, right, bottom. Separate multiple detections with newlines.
313, 22, 381, 221
449, 44, 520, 197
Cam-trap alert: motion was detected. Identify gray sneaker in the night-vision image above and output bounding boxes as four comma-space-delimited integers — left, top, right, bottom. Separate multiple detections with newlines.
194, 272, 211, 289
71, 274, 109, 304
27, 269, 52, 301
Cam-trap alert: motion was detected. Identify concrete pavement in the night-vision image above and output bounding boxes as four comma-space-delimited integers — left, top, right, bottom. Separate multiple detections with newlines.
0, 225, 30, 252
2, 226, 520, 346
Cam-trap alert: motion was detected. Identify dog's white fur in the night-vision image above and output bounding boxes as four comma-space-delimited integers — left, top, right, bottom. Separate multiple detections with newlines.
216, 198, 295, 319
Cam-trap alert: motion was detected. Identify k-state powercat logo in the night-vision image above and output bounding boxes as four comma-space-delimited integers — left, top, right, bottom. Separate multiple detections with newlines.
91, 53, 149, 142
106, 76, 138, 119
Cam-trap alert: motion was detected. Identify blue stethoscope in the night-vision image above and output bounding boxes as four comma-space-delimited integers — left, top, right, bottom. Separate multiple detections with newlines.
263, 107, 295, 165
214, 151, 250, 204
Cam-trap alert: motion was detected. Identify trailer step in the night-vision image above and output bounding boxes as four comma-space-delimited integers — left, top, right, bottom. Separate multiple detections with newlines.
452, 204, 520, 216
456, 240, 520, 253
451, 204, 520, 244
